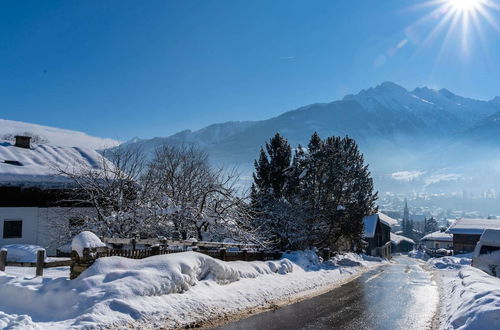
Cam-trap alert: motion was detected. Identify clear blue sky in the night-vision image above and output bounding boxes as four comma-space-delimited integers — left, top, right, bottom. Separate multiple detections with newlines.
1, 0, 500, 140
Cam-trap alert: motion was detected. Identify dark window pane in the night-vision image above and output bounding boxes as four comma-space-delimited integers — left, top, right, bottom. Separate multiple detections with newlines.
3, 220, 22, 238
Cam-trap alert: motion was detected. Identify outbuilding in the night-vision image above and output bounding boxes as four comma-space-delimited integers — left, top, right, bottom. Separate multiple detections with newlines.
446, 218, 500, 255
420, 230, 453, 250
390, 233, 415, 252
363, 212, 397, 258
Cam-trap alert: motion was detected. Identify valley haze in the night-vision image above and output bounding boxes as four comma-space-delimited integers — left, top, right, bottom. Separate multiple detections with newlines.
3, 81, 500, 214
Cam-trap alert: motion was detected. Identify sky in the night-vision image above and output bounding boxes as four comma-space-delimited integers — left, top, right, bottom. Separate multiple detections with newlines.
1, 0, 500, 141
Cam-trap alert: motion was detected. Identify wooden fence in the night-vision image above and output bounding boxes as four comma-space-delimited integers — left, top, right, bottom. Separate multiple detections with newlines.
70, 242, 282, 279
0, 249, 71, 277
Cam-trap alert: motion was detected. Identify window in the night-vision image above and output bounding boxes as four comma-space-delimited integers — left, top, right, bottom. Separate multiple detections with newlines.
480, 245, 500, 255
3, 220, 22, 238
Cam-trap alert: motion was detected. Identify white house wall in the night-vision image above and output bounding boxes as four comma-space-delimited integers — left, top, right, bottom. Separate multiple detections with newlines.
0, 207, 93, 256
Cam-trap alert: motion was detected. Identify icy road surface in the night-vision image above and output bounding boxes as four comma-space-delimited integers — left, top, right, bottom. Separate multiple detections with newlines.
213, 256, 438, 330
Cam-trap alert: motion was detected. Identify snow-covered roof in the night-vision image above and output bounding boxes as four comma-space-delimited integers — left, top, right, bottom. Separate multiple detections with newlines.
0, 141, 107, 187
421, 231, 453, 242
479, 229, 500, 245
446, 218, 500, 235
378, 212, 398, 227
363, 212, 397, 238
390, 233, 415, 245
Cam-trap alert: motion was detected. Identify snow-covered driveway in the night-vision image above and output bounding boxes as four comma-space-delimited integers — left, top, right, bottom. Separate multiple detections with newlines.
214, 256, 439, 329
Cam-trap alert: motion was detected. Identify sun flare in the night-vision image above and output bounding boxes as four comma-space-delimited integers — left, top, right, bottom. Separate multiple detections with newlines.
448, 0, 484, 12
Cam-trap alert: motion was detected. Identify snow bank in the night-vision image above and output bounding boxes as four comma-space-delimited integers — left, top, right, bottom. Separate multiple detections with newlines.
0, 251, 382, 329
428, 255, 472, 269
0, 245, 47, 263
71, 231, 106, 257
408, 249, 429, 260
427, 254, 500, 329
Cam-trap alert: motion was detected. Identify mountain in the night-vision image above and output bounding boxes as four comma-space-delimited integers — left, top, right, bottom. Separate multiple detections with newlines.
119, 82, 500, 193
0, 119, 120, 149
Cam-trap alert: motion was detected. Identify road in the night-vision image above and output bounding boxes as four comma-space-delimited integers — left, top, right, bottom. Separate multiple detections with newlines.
212, 256, 439, 330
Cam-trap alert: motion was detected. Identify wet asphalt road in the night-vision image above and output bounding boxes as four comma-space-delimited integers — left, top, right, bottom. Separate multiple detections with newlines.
213, 256, 438, 330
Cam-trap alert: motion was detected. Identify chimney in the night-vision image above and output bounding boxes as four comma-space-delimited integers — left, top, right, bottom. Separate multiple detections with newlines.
14, 136, 31, 149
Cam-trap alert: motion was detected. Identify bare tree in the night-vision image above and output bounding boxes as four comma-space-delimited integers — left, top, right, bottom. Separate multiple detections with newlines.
146, 144, 257, 242
54, 145, 166, 240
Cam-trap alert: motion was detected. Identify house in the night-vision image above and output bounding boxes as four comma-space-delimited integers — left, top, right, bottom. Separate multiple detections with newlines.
390, 233, 415, 252
363, 212, 397, 258
420, 230, 453, 250
446, 218, 500, 255
0, 136, 106, 255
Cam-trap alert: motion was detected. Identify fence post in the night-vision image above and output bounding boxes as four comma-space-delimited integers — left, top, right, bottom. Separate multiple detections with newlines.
0, 249, 7, 271
131, 238, 136, 251
36, 249, 45, 277
151, 245, 160, 256
242, 249, 248, 261
219, 248, 226, 261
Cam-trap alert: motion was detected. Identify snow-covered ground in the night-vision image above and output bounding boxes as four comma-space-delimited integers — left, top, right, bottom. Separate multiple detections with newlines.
411, 251, 500, 329
0, 251, 383, 329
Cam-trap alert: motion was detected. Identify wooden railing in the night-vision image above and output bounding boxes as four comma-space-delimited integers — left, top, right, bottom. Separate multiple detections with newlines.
0, 249, 71, 276
70, 241, 281, 279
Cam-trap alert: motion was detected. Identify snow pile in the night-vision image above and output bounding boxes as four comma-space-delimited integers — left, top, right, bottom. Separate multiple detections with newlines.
408, 249, 429, 260
0, 251, 382, 329
71, 231, 106, 256
427, 254, 500, 329
0, 245, 47, 263
281, 250, 321, 269
428, 255, 472, 270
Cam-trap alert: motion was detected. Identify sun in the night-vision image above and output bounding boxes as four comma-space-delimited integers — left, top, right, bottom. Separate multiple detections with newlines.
447, 0, 484, 12
404, 0, 500, 58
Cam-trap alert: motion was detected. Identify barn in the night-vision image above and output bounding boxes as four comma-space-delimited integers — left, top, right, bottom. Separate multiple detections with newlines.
363, 212, 397, 258
446, 218, 500, 255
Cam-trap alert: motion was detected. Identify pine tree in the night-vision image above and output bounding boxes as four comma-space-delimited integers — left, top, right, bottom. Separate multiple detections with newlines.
265, 133, 292, 198
251, 133, 296, 249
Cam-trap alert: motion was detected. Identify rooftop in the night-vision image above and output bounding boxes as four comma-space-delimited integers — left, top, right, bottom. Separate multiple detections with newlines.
0, 140, 107, 187
446, 218, 500, 235
390, 233, 415, 245
421, 231, 453, 242
363, 212, 397, 238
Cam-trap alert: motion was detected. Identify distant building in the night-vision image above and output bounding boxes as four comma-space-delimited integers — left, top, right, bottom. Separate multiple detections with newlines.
0, 136, 106, 255
420, 231, 453, 250
446, 218, 500, 254
390, 233, 415, 252
363, 212, 397, 258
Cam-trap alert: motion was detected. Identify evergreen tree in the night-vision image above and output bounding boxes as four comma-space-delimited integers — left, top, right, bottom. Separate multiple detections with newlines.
251, 132, 377, 251
265, 133, 292, 198
251, 133, 297, 249
424, 217, 438, 234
